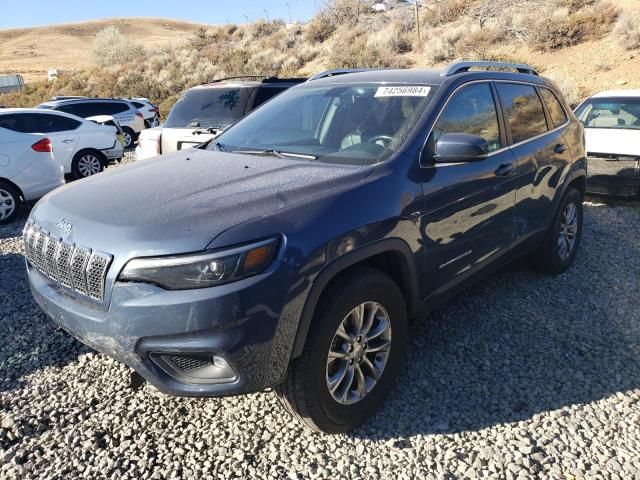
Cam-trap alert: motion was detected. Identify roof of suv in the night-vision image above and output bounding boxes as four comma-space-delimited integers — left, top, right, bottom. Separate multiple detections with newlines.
306, 62, 547, 88
193, 76, 307, 90
39, 98, 135, 108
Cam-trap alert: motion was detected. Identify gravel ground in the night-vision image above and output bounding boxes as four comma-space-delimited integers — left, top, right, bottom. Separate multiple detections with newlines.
1, 158, 639, 479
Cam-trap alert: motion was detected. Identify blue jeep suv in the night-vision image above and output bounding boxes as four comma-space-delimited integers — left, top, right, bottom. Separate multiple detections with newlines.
24, 61, 587, 433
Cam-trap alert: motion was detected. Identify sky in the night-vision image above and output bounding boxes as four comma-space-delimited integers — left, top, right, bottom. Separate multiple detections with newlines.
0, 0, 320, 29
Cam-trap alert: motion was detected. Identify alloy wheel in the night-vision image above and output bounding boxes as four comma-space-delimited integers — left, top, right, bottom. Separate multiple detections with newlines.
326, 301, 392, 405
77, 154, 101, 177
123, 132, 133, 149
558, 202, 578, 260
0, 188, 16, 221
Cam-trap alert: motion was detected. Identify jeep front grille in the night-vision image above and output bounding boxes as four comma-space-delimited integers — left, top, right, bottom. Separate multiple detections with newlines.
23, 221, 113, 302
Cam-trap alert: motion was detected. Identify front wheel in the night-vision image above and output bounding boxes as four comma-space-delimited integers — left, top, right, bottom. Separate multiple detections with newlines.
277, 268, 407, 433
531, 187, 583, 274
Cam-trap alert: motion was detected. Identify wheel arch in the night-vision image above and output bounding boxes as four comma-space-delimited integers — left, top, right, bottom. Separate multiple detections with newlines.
0, 177, 25, 200
290, 238, 420, 359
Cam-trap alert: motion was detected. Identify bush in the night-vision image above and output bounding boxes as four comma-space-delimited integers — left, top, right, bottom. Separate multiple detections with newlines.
614, 14, 640, 50
305, 12, 336, 43
525, 1, 618, 51
92, 26, 146, 66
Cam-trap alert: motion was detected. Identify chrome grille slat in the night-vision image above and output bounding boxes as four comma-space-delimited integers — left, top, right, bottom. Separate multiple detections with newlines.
34, 231, 48, 272
23, 222, 112, 303
56, 242, 74, 288
69, 247, 90, 295
86, 252, 112, 301
44, 237, 60, 280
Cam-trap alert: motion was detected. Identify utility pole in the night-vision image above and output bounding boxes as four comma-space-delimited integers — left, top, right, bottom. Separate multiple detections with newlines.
243, 14, 249, 23
264, 9, 270, 22
286, 2, 292, 23
415, 1, 422, 51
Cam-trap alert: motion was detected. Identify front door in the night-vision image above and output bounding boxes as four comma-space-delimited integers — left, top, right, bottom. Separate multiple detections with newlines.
417, 82, 518, 294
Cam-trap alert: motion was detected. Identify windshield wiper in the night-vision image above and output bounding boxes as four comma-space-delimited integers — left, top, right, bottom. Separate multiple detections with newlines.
232, 148, 317, 160
192, 127, 222, 135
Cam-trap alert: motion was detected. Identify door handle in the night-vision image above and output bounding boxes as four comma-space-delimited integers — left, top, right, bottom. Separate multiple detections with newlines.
494, 163, 515, 177
554, 143, 567, 154
62, 139, 74, 144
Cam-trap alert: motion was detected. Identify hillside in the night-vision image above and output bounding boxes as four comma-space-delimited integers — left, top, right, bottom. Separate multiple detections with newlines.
0, 18, 203, 82
1, 0, 639, 111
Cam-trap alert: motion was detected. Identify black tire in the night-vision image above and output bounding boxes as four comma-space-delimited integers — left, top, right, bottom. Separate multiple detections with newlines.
276, 268, 408, 433
0, 181, 23, 225
530, 187, 583, 274
71, 150, 105, 180
122, 128, 136, 149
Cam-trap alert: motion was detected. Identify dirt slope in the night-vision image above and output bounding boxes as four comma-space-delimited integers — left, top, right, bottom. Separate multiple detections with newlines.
0, 18, 201, 82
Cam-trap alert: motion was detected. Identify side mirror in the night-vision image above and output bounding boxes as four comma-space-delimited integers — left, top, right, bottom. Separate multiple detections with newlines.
433, 133, 489, 163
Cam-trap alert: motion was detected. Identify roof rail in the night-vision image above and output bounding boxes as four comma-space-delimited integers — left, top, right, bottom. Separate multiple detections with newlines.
206, 75, 274, 84
50, 95, 89, 101
308, 68, 379, 81
442, 61, 539, 77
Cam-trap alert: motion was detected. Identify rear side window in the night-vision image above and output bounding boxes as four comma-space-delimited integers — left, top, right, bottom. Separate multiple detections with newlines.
253, 87, 288, 109
497, 84, 548, 144
0, 114, 29, 132
37, 114, 81, 132
94, 102, 129, 115
132, 101, 144, 109
539, 88, 568, 128
431, 82, 502, 152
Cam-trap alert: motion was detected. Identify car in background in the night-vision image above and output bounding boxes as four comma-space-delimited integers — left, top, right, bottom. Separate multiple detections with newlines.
87, 115, 126, 150
37, 98, 145, 150
135, 76, 306, 160
574, 90, 640, 197
0, 128, 64, 224
0, 109, 122, 179
126, 98, 160, 128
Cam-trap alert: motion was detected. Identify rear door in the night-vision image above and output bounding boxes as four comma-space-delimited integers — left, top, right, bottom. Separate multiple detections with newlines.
495, 83, 573, 243
419, 81, 518, 292
35, 114, 82, 171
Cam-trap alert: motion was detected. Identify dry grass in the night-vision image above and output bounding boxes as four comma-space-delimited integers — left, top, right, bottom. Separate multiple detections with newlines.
1, 0, 639, 112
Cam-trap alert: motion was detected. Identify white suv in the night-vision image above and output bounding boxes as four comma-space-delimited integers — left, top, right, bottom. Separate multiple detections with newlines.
37, 98, 145, 149
0, 109, 123, 179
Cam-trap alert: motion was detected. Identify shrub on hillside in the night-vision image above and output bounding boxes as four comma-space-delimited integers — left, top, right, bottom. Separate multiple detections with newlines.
524, 1, 618, 51
92, 26, 146, 66
614, 14, 640, 50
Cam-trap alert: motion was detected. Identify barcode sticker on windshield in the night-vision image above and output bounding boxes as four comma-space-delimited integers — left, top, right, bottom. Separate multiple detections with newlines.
375, 86, 431, 97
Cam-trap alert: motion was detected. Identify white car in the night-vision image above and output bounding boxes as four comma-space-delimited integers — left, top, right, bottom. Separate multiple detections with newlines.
37, 98, 145, 150
574, 90, 640, 197
0, 127, 64, 224
0, 109, 123, 179
126, 98, 160, 128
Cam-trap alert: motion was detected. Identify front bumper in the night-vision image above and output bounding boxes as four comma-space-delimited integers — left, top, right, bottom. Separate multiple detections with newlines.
587, 155, 640, 197
28, 260, 304, 397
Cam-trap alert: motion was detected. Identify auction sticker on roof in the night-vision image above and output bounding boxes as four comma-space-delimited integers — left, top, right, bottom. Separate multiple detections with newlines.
375, 86, 431, 97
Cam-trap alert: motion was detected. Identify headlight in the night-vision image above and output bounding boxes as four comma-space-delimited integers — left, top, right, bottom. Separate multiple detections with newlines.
119, 237, 280, 290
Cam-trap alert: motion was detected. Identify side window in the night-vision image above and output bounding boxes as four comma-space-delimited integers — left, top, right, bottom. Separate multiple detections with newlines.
496, 83, 549, 143
104, 103, 129, 115
0, 114, 25, 132
253, 87, 287, 109
539, 88, 568, 128
431, 82, 502, 152
57, 104, 79, 116
44, 114, 81, 132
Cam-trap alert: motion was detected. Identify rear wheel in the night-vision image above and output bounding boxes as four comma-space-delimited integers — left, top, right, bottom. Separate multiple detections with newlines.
276, 268, 407, 433
122, 128, 136, 149
0, 181, 22, 225
531, 187, 583, 274
71, 150, 104, 179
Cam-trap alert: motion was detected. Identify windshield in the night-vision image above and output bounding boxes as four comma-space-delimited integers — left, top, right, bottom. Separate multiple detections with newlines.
575, 97, 640, 130
208, 83, 436, 165
164, 87, 253, 129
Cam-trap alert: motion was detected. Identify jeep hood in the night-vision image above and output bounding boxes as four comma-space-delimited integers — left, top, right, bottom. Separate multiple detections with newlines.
31, 149, 373, 258
585, 128, 640, 157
